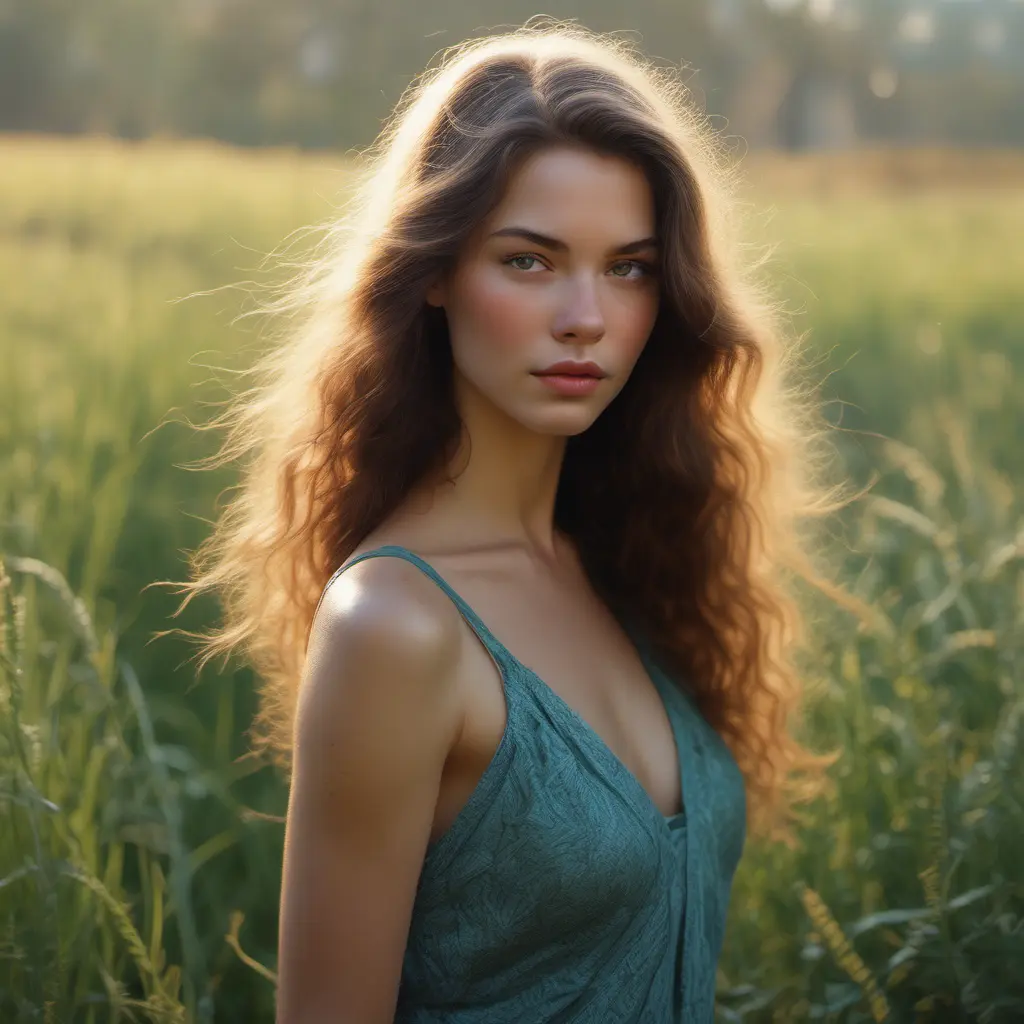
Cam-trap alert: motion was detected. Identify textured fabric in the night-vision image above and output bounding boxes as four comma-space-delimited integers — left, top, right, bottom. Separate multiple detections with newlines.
329, 545, 747, 1023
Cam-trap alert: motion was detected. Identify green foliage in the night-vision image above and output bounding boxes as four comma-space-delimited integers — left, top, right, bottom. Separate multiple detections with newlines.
0, 555, 192, 1021
717, 425, 1024, 1022
3, 3, 1024, 148
0, 138, 1021, 1021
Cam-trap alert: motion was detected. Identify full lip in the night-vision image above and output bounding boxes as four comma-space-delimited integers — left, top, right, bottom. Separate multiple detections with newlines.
531, 360, 607, 379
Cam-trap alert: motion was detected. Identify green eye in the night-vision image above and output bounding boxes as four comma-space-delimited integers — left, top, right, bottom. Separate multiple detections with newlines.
610, 260, 653, 278
504, 254, 543, 271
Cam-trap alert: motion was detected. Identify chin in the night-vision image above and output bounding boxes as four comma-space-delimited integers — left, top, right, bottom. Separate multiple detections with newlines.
517, 408, 601, 437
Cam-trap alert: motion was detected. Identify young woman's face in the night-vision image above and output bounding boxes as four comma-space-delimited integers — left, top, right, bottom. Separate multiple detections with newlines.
427, 145, 660, 437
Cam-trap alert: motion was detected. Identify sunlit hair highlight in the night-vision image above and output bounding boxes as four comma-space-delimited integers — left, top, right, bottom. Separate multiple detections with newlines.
167, 19, 849, 841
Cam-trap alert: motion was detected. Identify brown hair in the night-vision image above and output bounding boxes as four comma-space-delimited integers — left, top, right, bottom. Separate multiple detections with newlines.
167, 20, 845, 840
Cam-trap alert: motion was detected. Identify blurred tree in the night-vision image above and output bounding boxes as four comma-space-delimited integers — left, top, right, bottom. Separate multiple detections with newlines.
0, 0, 81, 131
0, 0, 1019, 149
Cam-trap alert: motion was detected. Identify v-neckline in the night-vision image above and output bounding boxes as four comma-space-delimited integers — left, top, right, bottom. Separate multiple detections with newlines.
439, 577, 691, 832
510, 643, 688, 831
339, 544, 689, 834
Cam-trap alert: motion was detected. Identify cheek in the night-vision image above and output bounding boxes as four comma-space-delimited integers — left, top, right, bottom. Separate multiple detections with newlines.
613, 292, 659, 358
456, 272, 541, 357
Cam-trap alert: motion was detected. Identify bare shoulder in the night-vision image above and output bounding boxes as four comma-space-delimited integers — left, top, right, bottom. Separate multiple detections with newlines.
300, 553, 467, 755
276, 554, 467, 1021
310, 552, 461, 654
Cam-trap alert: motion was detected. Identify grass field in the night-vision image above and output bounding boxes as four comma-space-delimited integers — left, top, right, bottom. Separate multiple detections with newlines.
1, 135, 1022, 1022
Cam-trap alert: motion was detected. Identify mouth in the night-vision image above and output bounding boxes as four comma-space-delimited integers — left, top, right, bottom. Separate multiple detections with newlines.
531, 372, 604, 396
531, 362, 608, 379
533, 372, 602, 379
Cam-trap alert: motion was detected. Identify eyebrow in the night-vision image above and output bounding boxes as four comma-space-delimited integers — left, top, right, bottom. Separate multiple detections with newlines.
488, 226, 659, 255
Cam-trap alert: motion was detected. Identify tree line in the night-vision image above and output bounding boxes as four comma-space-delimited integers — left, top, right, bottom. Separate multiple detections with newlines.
1, 0, 1022, 150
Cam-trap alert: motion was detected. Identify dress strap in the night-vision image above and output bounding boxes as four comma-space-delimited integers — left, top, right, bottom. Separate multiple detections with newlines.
318, 544, 513, 668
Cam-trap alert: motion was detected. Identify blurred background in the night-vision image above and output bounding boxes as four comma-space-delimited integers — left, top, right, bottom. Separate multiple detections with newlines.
3, 0, 1024, 149
1, 2, 1022, 1022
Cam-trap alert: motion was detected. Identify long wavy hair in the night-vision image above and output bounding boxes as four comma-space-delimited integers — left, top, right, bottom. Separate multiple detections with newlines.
169, 21, 848, 840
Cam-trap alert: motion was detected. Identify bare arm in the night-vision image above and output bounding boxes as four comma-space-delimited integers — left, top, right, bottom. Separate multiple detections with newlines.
275, 560, 465, 1024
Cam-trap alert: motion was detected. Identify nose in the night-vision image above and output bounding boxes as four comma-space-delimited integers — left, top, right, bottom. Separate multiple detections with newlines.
552, 276, 605, 343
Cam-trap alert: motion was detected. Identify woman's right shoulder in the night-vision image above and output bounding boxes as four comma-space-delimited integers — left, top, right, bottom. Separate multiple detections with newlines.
312, 551, 461, 655
278, 552, 466, 1022
301, 553, 466, 743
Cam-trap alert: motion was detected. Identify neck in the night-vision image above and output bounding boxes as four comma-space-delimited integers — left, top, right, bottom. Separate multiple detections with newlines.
410, 373, 571, 564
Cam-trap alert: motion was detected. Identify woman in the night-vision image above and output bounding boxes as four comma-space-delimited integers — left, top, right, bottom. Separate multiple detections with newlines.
180, 20, 839, 1024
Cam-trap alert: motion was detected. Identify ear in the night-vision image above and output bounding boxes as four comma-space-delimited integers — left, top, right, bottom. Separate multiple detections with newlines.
425, 277, 447, 309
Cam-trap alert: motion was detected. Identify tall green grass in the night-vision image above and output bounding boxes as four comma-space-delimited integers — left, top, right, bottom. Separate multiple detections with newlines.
1, 136, 1021, 1022
717, 418, 1024, 1020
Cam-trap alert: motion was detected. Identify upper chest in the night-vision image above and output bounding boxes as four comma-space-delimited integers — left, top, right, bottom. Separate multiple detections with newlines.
432, 554, 684, 819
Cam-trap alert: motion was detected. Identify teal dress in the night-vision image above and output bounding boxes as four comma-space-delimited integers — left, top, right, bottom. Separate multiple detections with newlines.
330, 546, 747, 1023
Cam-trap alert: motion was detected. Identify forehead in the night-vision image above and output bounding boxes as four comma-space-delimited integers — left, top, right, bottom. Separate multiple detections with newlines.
479, 146, 655, 243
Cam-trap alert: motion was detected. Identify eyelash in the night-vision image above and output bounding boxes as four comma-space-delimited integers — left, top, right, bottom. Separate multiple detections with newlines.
502, 253, 655, 279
